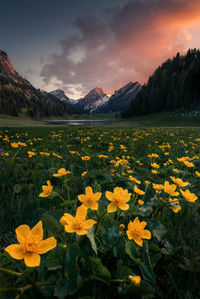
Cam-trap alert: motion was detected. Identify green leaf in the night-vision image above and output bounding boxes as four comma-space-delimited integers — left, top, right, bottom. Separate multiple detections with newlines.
125, 241, 141, 264
102, 225, 119, 248
87, 227, 97, 255
42, 214, 62, 237
89, 257, 111, 285
54, 277, 77, 298
46, 245, 65, 271
54, 244, 80, 297
152, 223, 167, 242
115, 265, 133, 279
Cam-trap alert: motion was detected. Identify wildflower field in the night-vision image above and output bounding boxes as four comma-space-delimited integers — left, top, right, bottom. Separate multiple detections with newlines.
0, 126, 200, 298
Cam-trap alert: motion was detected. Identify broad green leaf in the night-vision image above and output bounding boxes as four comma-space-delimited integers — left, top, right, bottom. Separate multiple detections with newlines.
46, 245, 65, 270
89, 257, 111, 285
102, 225, 119, 248
42, 214, 62, 237
125, 241, 141, 264
152, 224, 167, 242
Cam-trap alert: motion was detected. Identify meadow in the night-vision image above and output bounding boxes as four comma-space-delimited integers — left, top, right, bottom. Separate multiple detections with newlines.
0, 126, 200, 298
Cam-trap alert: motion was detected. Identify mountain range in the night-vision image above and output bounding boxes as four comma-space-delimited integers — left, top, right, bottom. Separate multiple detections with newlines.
0, 49, 142, 117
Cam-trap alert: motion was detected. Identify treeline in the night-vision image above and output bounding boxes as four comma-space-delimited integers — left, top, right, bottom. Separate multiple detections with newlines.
0, 75, 76, 119
123, 49, 200, 117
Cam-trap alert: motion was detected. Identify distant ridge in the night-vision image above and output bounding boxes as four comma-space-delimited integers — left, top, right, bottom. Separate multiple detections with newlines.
0, 50, 78, 118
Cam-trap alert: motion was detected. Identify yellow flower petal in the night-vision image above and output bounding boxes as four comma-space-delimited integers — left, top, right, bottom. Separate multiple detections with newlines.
61, 213, 75, 226
24, 252, 41, 267
16, 225, 31, 244
107, 202, 117, 213
76, 228, 88, 235
118, 203, 129, 210
142, 230, 152, 239
134, 236, 143, 247
64, 225, 76, 233
85, 186, 93, 196
31, 221, 43, 242
89, 201, 98, 210
5, 244, 24, 260
78, 194, 87, 203
105, 191, 114, 201
36, 237, 57, 254
83, 219, 97, 229
76, 205, 87, 219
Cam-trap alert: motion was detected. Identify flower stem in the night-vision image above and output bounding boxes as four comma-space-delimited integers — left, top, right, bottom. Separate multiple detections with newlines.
0, 267, 21, 277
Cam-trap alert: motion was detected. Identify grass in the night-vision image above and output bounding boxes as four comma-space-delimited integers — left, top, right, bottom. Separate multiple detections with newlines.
0, 126, 200, 297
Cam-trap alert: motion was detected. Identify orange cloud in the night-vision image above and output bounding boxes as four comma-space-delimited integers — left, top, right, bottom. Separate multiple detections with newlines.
41, 0, 200, 98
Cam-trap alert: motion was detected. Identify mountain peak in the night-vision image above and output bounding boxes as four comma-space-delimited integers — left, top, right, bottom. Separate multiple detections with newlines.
50, 89, 70, 103
0, 50, 15, 75
87, 87, 104, 97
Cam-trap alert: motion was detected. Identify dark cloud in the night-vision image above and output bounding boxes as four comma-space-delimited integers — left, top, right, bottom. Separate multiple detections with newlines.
40, 0, 200, 98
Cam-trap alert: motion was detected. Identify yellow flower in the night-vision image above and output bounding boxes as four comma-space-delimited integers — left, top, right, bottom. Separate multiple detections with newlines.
78, 186, 102, 210
163, 181, 179, 196
183, 161, 194, 167
106, 187, 131, 213
129, 275, 141, 287
120, 224, 125, 230
53, 168, 71, 177
148, 153, 159, 158
169, 198, 181, 213
152, 169, 158, 174
39, 180, 53, 197
98, 154, 108, 158
27, 151, 36, 158
152, 183, 163, 194
195, 171, 200, 177
138, 199, 144, 205
81, 171, 88, 176
52, 153, 62, 159
18, 142, 27, 147
177, 157, 189, 162
180, 189, 197, 202
151, 163, 160, 169
126, 217, 151, 246
81, 156, 91, 161
11, 142, 19, 148
145, 180, 150, 185
5, 221, 57, 267
170, 177, 189, 187
129, 176, 141, 184
60, 205, 96, 235
134, 186, 145, 195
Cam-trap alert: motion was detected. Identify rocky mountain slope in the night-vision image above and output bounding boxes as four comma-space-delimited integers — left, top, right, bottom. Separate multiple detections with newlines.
75, 87, 109, 113
96, 82, 142, 113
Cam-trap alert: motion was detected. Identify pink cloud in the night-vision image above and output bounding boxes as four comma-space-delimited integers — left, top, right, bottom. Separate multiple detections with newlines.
40, 0, 200, 98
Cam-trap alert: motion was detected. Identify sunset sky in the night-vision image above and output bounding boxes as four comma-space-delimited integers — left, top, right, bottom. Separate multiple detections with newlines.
1, 0, 200, 99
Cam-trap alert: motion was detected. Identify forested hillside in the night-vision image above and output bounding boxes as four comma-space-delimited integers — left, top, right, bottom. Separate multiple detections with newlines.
123, 49, 200, 117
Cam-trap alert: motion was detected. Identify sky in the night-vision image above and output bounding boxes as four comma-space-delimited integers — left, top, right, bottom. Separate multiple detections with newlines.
1, 0, 200, 99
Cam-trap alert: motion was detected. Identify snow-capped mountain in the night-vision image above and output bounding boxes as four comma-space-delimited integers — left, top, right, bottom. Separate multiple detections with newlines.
50, 89, 80, 105
75, 87, 109, 113
96, 82, 142, 113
